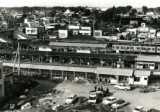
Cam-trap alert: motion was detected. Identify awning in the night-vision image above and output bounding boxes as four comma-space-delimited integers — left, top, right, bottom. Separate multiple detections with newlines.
3, 62, 96, 73
96, 67, 133, 76
153, 71, 160, 76
136, 55, 160, 63
134, 70, 151, 76
49, 42, 107, 48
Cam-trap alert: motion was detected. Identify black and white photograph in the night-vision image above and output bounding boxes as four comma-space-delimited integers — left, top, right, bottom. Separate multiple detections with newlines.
0, 0, 160, 111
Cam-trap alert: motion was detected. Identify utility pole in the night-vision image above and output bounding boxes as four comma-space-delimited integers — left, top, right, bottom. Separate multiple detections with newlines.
17, 41, 20, 76
92, 11, 96, 37
13, 41, 20, 76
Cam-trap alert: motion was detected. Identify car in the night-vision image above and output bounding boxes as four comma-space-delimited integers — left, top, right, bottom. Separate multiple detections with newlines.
52, 104, 60, 111
111, 99, 129, 109
65, 94, 78, 104
88, 92, 97, 104
148, 108, 160, 112
133, 106, 145, 112
21, 102, 32, 110
139, 87, 156, 93
19, 95, 27, 99
114, 83, 131, 91
102, 96, 118, 105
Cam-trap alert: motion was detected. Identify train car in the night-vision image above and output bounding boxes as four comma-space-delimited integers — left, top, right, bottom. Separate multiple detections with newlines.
38, 46, 52, 52
112, 44, 156, 53
156, 46, 160, 53
76, 49, 91, 54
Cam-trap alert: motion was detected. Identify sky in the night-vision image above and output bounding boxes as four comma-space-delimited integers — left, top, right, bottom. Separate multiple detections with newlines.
0, 0, 160, 8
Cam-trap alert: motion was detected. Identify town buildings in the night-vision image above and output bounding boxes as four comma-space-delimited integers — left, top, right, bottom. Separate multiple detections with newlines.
1, 7, 160, 88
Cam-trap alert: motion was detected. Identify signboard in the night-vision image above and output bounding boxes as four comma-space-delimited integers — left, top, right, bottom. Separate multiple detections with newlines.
25, 27, 38, 35
0, 61, 2, 79
68, 25, 80, 30
58, 30, 68, 38
94, 30, 102, 37
38, 46, 52, 52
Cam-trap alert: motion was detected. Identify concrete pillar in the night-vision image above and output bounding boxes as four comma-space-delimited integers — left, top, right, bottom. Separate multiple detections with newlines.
79, 58, 81, 65
50, 70, 52, 80
100, 59, 104, 66
116, 76, 119, 83
62, 71, 64, 79
1, 65, 5, 97
158, 64, 160, 70
31, 56, 34, 63
39, 55, 41, 63
49, 57, 52, 63
1, 79, 5, 97
73, 72, 75, 80
85, 72, 88, 79
96, 74, 100, 82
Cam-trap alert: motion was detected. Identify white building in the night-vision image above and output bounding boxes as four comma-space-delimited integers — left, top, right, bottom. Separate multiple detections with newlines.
58, 30, 68, 38
25, 27, 38, 35
137, 23, 156, 41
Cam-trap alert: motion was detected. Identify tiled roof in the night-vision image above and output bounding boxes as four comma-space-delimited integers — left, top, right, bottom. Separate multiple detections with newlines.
134, 70, 151, 76
49, 42, 107, 48
136, 55, 160, 63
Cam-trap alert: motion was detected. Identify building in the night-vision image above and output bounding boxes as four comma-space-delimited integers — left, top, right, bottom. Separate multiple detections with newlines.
137, 23, 156, 41
0, 61, 4, 97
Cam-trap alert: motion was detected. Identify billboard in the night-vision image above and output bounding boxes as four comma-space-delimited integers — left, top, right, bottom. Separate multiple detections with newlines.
25, 27, 38, 35
58, 30, 68, 38
94, 30, 102, 37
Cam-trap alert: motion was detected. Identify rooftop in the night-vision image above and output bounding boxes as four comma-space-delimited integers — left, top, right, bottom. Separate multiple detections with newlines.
136, 55, 160, 63
49, 41, 107, 48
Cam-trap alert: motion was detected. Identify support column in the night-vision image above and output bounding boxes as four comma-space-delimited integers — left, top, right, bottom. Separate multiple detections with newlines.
38, 55, 41, 63
116, 76, 119, 84
50, 70, 52, 80
73, 71, 75, 80
31, 56, 34, 63
79, 58, 81, 65
85, 72, 88, 79
1, 79, 5, 97
96, 74, 100, 83
50, 57, 52, 63
1, 65, 5, 97
62, 71, 64, 79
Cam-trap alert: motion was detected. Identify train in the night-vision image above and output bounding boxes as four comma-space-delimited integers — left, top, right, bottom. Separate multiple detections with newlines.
112, 43, 160, 53
23, 40, 160, 54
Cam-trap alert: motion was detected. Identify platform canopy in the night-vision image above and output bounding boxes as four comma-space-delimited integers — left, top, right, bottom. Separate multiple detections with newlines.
134, 70, 151, 76
49, 42, 107, 48
96, 67, 133, 76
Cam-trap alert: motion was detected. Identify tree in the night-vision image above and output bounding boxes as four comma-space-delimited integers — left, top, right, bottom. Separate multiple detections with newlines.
142, 6, 148, 14
129, 8, 137, 17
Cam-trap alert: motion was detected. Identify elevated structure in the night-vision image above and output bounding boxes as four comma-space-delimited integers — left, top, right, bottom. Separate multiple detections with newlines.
0, 61, 4, 97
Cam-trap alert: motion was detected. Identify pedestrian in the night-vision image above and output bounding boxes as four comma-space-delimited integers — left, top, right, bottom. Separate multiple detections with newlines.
94, 85, 97, 91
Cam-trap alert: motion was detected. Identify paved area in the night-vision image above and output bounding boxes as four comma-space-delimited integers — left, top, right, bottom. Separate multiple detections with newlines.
54, 81, 160, 111
19, 80, 160, 112
53, 80, 95, 105
111, 87, 160, 110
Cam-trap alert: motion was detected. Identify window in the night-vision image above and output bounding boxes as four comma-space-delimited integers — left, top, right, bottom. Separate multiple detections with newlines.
144, 78, 148, 80
134, 77, 140, 81
116, 46, 119, 49
0, 69, 1, 79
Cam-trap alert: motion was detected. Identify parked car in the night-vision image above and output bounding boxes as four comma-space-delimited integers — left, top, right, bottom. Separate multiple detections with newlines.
88, 90, 103, 103
102, 96, 118, 105
21, 102, 32, 110
52, 104, 60, 111
65, 94, 78, 104
139, 87, 156, 93
111, 99, 129, 109
88, 92, 97, 104
114, 83, 131, 91
148, 108, 160, 112
133, 106, 145, 112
